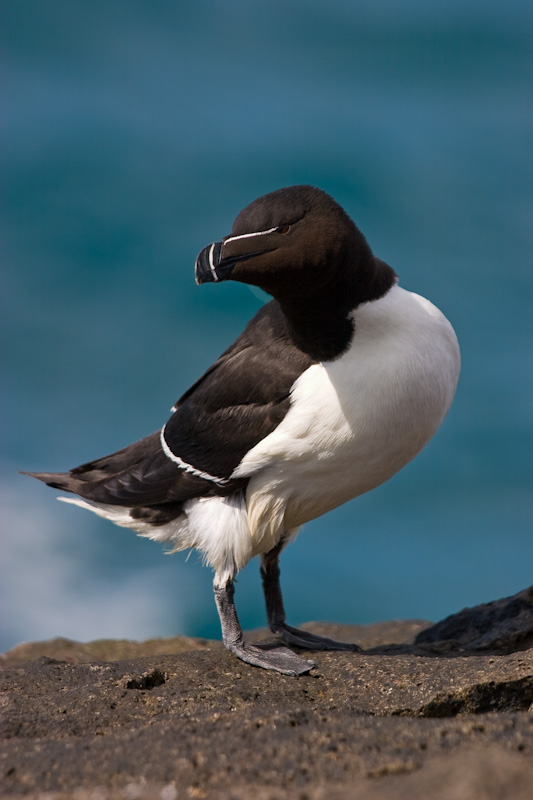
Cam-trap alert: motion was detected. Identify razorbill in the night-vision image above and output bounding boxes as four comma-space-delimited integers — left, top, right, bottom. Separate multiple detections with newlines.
27, 185, 460, 675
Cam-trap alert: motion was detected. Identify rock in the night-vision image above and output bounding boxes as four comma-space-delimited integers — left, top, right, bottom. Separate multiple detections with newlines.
415, 585, 533, 653
0, 634, 218, 666
0, 620, 429, 666
353, 745, 533, 800
1, 587, 533, 800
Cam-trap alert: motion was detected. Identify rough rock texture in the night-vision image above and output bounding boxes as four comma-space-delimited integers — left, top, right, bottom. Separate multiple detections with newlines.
415, 584, 533, 653
2, 588, 533, 800
0, 634, 216, 666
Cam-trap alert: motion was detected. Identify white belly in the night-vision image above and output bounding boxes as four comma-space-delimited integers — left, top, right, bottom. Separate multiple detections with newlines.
233, 285, 460, 553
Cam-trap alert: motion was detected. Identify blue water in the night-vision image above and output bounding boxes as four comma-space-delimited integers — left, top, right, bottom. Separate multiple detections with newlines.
2, 0, 532, 651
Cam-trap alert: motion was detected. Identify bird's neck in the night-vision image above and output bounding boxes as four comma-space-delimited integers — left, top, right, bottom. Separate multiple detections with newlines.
277, 255, 397, 362
278, 295, 355, 362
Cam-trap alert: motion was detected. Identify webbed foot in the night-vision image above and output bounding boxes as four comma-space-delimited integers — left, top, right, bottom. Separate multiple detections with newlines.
214, 580, 317, 676
227, 639, 316, 675
270, 621, 362, 652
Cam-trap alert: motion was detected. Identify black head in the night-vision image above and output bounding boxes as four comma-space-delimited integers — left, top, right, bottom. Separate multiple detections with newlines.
196, 185, 391, 297
195, 185, 396, 359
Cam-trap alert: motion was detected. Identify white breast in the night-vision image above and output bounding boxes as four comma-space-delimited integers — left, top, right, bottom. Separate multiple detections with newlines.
233, 285, 460, 554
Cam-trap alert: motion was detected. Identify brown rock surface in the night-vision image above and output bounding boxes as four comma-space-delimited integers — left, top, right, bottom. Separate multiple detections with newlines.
0, 634, 217, 666
2, 588, 533, 800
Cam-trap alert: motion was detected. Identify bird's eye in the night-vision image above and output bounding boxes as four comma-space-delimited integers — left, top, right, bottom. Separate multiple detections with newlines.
276, 224, 291, 235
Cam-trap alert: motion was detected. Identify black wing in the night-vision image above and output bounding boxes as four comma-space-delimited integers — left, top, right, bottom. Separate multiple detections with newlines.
26, 432, 213, 507
164, 300, 314, 479
28, 301, 314, 513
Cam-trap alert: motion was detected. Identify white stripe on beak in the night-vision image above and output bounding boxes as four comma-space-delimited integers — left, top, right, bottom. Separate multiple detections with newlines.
208, 243, 219, 281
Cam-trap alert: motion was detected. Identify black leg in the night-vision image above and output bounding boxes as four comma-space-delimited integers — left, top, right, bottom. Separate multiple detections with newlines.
213, 579, 317, 675
260, 545, 362, 652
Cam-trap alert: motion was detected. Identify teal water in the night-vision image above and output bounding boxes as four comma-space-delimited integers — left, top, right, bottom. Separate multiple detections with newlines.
2, 1, 532, 650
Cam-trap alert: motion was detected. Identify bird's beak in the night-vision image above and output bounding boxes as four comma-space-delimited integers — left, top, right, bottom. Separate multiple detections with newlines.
195, 236, 271, 284
194, 241, 226, 284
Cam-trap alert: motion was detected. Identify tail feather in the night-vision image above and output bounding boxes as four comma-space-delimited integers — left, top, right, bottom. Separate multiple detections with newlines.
21, 429, 245, 510
69, 431, 162, 482
22, 431, 163, 495
22, 470, 80, 493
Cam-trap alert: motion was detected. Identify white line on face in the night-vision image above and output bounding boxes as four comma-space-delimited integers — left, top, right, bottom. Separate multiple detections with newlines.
223, 227, 277, 245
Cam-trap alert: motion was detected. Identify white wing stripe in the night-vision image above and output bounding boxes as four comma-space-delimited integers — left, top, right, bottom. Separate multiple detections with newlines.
160, 425, 229, 485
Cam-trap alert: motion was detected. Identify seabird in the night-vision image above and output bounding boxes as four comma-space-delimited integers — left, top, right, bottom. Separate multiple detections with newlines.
27, 185, 460, 675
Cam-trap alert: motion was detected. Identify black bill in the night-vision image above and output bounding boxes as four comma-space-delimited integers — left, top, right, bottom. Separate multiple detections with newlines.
195, 241, 224, 284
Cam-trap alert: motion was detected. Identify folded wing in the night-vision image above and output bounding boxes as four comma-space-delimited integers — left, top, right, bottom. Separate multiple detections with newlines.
27, 301, 314, 517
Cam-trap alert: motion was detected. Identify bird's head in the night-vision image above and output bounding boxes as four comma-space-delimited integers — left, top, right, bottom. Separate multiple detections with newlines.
194, 185, 376, 303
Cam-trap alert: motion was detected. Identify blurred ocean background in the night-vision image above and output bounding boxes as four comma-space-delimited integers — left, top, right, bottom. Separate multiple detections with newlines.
2, 0, 532, 652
